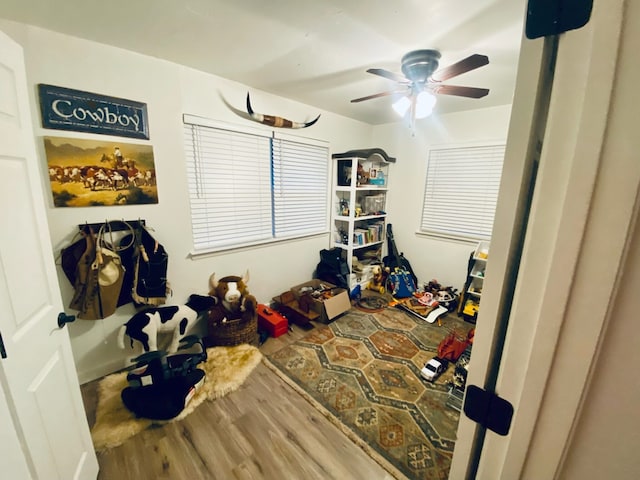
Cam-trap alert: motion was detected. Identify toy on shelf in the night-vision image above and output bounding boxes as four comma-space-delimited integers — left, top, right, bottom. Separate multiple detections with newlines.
356, 162, 370, 186
458, 241, 489, 323
339, 199, 349, 216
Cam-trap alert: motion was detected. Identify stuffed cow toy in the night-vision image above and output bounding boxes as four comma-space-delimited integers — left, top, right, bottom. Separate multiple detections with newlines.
118, 294, 217, 354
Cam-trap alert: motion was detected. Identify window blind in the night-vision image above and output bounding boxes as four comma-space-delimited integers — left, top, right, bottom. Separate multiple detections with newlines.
420, 144, 505, 240
183, 117, 329, 253
271, 138, 329, 238
184, 123, 272, 251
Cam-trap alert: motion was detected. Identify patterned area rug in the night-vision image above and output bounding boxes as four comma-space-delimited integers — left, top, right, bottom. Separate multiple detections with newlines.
265, 307, 473, 480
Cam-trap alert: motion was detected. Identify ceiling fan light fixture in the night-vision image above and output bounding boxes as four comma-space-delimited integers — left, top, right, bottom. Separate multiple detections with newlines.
415, 91, 437, 119
392, 96, 411, 117
352, 49, 490, 125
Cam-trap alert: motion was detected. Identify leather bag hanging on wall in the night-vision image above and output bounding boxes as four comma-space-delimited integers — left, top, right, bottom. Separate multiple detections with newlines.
131, 224, 170, 306
70, 222, 133, 319
60, 229, 89, 285
69, 228, 97, 314
116, 230, 137, 307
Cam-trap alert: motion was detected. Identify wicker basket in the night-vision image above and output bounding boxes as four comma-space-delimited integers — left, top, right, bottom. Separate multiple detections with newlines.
204, 310, 258, 347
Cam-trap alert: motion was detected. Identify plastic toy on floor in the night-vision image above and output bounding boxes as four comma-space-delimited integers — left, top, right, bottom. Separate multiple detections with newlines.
425, 305, 449, 324
415, 291, 436, 306
366, 264, 389, 294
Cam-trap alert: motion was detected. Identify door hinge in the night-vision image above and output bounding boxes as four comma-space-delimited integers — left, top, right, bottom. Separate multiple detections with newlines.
463, 384, 514, 436
0, 331, 7, 359
526, 0, 593, 39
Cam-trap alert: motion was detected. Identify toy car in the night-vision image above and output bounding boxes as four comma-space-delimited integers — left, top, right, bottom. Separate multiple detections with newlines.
420, 356, 449, 382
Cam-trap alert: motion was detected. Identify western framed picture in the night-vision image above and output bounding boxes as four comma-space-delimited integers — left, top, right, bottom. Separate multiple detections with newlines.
44, 136, 158, 207
38, 84, 149, 139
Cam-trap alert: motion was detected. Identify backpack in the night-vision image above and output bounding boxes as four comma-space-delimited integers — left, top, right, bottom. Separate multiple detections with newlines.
315, 248, 350, 289
387, 268, 417, 298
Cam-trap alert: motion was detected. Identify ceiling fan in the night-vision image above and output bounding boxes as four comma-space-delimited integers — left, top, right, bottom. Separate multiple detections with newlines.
351, 49, 490, 124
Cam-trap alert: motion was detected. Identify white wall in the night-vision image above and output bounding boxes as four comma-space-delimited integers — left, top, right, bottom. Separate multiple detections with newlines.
372, 105, 512, 290
0, 19, 513, 383
0, 20, 373, 382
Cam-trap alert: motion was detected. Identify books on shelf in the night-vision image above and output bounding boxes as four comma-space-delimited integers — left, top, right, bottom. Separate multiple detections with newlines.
353, 220, 384, 245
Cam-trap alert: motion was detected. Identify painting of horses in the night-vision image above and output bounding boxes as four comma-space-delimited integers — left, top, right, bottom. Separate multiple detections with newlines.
44, 136, 158, 207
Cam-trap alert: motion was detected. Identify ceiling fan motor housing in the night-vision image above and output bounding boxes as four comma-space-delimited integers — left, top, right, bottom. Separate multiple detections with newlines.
401, 49, 441, 82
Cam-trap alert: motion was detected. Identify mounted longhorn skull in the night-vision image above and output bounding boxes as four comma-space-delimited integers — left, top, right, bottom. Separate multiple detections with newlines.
246, 93, 320, 128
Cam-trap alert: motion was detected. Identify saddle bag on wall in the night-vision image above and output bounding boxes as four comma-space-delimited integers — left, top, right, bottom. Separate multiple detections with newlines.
60, 229, 90, 286
69, 229, 97, 315
69, 223, 129, 319
116, 231, 137, 307
92, 224, 129, 318
131, 225, 170, 306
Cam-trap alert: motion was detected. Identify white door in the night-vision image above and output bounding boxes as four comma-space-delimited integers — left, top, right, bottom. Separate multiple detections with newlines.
450, 1, 632, 478
0, 30, 99, 480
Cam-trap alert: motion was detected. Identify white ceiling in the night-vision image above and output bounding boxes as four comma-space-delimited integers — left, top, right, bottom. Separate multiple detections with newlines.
0, 0, 526, 125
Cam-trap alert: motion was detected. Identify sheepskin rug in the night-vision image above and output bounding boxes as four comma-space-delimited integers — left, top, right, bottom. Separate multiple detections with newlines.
91, 344, 262, 451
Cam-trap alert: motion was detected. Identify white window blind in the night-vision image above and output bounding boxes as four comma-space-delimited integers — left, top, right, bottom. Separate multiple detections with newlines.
420, 144, 505, 240
271, 138, 328, 238
183, 117, 329, 253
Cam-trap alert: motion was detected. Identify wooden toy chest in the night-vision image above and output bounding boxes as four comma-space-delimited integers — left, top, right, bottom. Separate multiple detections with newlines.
257, 304, 288, 338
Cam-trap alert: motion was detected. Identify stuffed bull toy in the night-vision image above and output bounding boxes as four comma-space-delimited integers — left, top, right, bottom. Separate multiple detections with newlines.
208, 270, 257, 318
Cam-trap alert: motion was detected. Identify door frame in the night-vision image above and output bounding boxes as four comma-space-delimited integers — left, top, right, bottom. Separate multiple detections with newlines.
450, 0, 630, 478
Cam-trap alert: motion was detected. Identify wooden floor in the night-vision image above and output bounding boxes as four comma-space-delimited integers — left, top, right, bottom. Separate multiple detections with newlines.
81, 320, 397, 480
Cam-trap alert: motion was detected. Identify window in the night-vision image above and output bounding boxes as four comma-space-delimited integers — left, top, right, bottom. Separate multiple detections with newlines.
271, 137, 328, 238
420, 143, 505, 240
183, 115, 329, 253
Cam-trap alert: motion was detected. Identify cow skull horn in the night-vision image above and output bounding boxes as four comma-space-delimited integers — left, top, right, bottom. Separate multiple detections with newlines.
246, 93, 320, 129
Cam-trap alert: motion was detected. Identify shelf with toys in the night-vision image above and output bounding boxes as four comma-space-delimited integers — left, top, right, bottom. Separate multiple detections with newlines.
331, 149, 395, 290
458, 241, 489, 323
